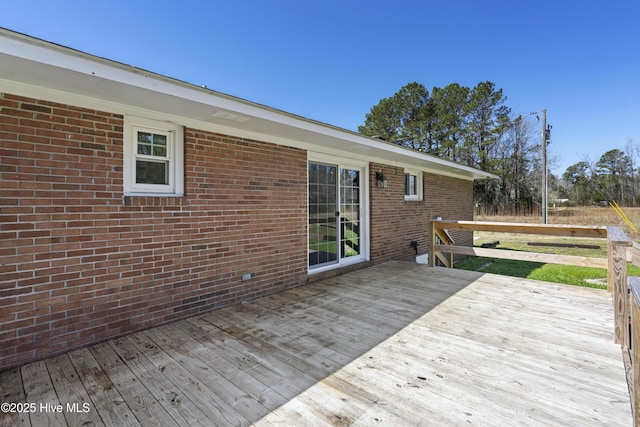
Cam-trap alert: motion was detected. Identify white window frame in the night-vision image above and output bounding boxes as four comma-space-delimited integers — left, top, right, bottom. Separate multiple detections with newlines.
123, 116, 184, 196
307, 153, 370, 274
404, 169, 423, 201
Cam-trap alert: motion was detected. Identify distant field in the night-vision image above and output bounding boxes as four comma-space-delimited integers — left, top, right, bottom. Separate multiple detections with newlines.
475, 206, 640, 241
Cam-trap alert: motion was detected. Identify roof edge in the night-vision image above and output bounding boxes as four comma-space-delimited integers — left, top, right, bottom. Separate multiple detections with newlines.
0, 27, 497, 181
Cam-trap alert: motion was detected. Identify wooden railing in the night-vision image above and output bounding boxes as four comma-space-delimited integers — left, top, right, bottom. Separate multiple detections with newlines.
628, 241, 640, 427
431, 225, 454, 267
430, 220, 609, 268
431, 220, 639, 425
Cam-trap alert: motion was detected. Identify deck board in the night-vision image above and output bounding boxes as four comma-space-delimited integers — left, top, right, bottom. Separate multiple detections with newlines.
0, 262, 632, 426
0, 368, 28, 427
68, 347, 139, 427
88, 341, 176, 427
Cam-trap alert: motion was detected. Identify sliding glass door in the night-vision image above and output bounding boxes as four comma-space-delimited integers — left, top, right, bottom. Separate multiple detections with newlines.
308, 161, 365, 270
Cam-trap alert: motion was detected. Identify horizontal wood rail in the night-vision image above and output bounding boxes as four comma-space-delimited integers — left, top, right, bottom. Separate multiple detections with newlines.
431, 220, 639, 424
433, 220, 608, 237
430, 220, 610, 269
433, 244, 609, 268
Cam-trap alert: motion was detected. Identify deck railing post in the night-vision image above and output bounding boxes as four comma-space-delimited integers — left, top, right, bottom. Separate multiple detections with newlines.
429, 221, 436, 267
607, 227, 633, 347
629, 279, 640, 426
431, 220, 455, 268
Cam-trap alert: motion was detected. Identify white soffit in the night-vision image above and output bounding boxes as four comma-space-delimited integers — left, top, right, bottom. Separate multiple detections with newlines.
0, 28, 496, 181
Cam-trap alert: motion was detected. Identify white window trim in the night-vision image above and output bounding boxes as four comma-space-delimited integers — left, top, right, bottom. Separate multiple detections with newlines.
404, 168, 423, 201
123, 116, 184, 196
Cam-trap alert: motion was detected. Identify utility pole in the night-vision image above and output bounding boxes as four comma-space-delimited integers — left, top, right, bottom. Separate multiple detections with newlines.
525, 109, 551, 224
541, 109, 548, 224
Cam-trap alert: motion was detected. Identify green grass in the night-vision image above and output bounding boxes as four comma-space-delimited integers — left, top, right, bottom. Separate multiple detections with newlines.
308, 223, 360, 256
454, 233, 640, 289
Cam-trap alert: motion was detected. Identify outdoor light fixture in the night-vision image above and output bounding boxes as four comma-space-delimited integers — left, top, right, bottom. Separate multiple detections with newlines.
376, 171, 388, 188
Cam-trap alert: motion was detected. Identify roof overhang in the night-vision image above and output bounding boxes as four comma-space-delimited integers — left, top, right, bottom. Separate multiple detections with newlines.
0, 28, 496, 181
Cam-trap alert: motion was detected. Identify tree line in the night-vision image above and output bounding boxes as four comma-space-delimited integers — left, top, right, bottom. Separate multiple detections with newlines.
560, 143, 640, 207
358, 81, 541, 214
359, 81, 639, 213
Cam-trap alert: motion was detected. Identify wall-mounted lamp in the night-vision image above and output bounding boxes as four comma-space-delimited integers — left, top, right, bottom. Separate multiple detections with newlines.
375, 171, 388, 188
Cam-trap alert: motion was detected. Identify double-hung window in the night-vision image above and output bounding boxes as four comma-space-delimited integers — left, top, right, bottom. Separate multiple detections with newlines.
404, 169, 423, 201
124, 116, 184, 196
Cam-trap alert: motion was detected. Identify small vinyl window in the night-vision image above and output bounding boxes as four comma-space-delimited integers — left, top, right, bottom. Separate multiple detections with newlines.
404, 170, 423, 201
136, 130, 169, 185
124, 116, 184, 196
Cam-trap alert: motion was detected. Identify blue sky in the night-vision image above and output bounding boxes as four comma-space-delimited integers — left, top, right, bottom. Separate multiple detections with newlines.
3, 1, 638, 175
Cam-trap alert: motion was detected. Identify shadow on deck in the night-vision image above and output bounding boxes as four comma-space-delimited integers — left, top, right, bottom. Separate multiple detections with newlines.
0, 262, 632, 426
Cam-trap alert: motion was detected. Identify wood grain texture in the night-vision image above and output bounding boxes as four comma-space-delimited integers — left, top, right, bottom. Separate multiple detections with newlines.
607, 226, 634, 245
0, 368, 28, 427
0, 262, 631, 426
632, 242, 640, 267
609, 240, 629, 345
45, 354, 103, 427
68, 347, 140, 427
89, 341, 176, 427
19, 361, 66, 427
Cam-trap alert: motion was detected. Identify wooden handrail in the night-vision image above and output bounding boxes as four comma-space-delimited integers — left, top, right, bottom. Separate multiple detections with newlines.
433, 220, 608, 237
430, 220, 612, 269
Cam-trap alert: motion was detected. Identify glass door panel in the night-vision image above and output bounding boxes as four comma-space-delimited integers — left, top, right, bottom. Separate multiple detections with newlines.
340, 168, 360, 259
308, 162, 338, 268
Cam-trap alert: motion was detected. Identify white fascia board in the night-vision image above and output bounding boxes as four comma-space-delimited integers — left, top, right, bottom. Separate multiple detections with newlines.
0, 30, 321, 130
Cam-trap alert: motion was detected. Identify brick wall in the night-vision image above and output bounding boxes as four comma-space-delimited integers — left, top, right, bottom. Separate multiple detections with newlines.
369, 163, 474, 263
0, 93, 308, 370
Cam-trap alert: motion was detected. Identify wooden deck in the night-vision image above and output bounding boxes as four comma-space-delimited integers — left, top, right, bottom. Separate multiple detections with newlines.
0, 262, 632, 426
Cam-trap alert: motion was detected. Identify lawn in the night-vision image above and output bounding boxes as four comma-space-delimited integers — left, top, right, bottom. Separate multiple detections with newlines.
454, 230, 640, 289
308, 222, 360, 257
